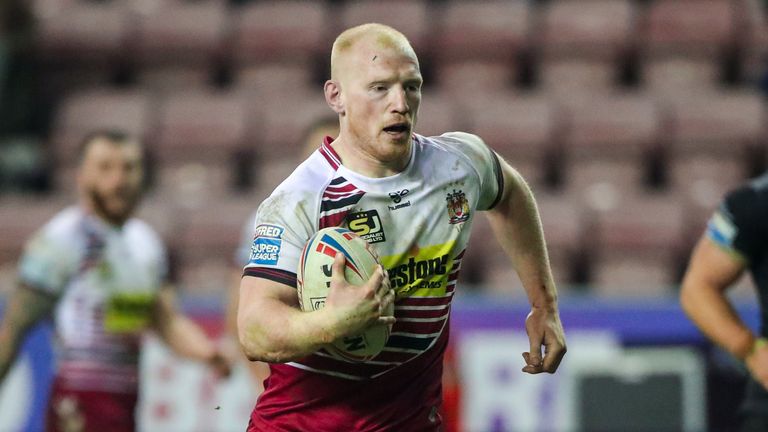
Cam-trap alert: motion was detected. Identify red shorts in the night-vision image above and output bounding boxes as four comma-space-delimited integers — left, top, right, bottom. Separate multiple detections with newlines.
45, 377, 138, 432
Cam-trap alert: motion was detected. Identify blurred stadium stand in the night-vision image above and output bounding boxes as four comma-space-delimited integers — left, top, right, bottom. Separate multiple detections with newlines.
0, 0, 766, 298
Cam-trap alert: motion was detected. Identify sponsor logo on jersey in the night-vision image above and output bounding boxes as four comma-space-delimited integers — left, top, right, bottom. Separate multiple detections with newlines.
387, 189, 412, 211
249, 224, 285, 266
388, 253, 450, 293
104, 292, 155, 333
347, 210, 386, 244
446, 189, 470, 224
381, 242, 457, 296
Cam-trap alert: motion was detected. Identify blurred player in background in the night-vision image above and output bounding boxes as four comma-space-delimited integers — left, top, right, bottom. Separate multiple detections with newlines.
0, 130, 231, 432
226, 116, 340, 391
237, 23, 566, 431
681, 172, 768, 432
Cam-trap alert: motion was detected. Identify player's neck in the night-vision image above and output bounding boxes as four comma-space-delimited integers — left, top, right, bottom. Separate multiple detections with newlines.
79, 197, 128, 228
330, 136, 411, 178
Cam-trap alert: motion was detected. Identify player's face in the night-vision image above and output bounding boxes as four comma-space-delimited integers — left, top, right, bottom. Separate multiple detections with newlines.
78, 139, 144, 225
342, 43, 422, 162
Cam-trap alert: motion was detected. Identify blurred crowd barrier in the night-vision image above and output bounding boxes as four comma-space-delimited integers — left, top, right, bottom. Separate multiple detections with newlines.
0, 293, 759, 432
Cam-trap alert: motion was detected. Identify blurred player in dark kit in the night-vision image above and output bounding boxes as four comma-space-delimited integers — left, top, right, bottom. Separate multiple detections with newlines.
681, 172, 768, 432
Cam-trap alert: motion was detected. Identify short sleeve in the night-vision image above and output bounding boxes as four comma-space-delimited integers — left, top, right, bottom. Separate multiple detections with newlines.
242, 190, 316, 288
440, 132, 504, 211
17, 230, 77, 295
706, 186, 764, 263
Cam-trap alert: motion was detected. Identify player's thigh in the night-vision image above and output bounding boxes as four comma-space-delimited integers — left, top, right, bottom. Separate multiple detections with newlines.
46, 381, 137, 432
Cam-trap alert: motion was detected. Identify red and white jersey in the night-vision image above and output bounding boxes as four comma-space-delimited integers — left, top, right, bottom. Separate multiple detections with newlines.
18, 207, 168, 393
243, 132, 503, 431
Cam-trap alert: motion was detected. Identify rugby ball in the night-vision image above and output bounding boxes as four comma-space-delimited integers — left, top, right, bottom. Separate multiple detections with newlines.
297, 227, 392, 362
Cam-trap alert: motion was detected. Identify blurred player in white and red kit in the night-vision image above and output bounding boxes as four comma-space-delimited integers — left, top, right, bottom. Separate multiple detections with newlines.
0, 131, 231, 432
237, 24, 567, 431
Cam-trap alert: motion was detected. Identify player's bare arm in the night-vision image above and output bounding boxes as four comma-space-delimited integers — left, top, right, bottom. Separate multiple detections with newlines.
679, 236, 768, 387
485, 147, 566, 374
237, 253, 394, 363
0, 284, 57, 381
151, 285, 232, 377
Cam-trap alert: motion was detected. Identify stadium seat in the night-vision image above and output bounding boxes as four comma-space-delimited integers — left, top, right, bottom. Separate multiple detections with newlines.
672, 156, 745, 203
153, 90, 248, 198
135, 197, 182, 246
539, 0, 635, 59
415, 89, 464, 138
435, 61, 516, 99
666, 90, 764, 153
174, 198, 255, 294
0, 196, 67, 264
644, 57, 721, 94
463, 214, 521, 295
231, 1, 329, 67
737, 0, 768, 84
33, 2, 131, 97
538, 0, 635, 94
640, 0, 736, 91
560, 93, 661, 193
664, 90, 764, 192
235, 63, 315, 96
251, 88, 332, 162
154, 89, 248, 161
0, 197, 69, 295
34, 2, 129, 66
463, 195, 582, 296
540, 59, 620, 97
432, 0, 530, 68
50, 89, 154, 193
537, 193, 586, 287
644, 0, 736, 57
134, 1, 228, 89
338, 0, 430, 56
464, 91, 559, 187
588, 192, 686, 296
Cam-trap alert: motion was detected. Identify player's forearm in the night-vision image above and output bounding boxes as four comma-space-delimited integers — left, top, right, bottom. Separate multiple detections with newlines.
0, 287, 54, 382
0, 326, 24, 382
488, 167, 558, 309
681, 280, 755, 359
159, 314, 219, 362
239, 299, 337, 363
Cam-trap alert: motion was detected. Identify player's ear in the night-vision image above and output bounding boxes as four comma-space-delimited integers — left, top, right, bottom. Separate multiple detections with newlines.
324, 80, 344, 115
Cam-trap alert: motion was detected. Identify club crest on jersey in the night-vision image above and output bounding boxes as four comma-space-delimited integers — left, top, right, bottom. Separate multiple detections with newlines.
249, 224, 284, 266
446, 190, 470, 224
347, 210, 386, 244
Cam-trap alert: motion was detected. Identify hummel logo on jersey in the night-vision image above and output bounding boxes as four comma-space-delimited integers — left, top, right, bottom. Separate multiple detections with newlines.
387, 189, 411, 211
388, 189, 409, 203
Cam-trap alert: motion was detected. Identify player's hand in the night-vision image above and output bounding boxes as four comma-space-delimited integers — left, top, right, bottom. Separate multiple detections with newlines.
207, 349, 234, 379
522, 306, 566, 374
746, 339, 768, 390
324, 253, 396, 338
